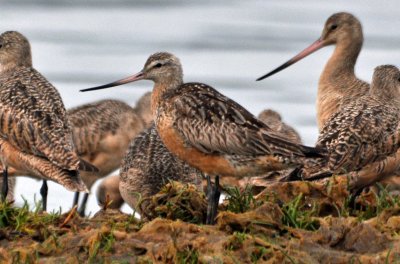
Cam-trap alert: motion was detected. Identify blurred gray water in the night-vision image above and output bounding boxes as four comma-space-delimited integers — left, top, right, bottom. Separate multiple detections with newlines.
1, 0, 399, 214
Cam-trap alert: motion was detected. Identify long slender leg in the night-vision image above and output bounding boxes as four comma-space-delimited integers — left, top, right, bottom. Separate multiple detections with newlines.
77, 193, 89, 217
40, 180, 48, 211
1, 166, 8, 202
73, 192, 80, 208
348, 187, 364, 210
206, 175, 221, 225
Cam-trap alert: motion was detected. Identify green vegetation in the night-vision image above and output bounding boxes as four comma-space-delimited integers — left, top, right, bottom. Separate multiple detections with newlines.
88, 230, 116, 263
356, 184, 400, 221
1, 180, 400, 263
0, 197, 61, 232
250, 246, 269, 263
224, 185, 262, 213
281, 193, 319, 231
226, 231, 248, 251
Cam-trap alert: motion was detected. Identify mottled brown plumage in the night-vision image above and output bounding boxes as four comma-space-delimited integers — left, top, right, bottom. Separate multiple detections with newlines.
302, 65, 400, 178
119, 123, 203, 213
0, 138, 86, 191
69, 99, 146, 181
257, 12, 400, 189
219, 109, 302, 190
152, 54, 324, 177
0, 31, 92, 193
236, 109, 303, 191
67, 93, 152, 214
82, 52, 325, 224
82, 52, 324, 178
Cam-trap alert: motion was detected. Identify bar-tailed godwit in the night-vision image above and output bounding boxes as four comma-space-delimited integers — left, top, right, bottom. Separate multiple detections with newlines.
81, 52, 325, 223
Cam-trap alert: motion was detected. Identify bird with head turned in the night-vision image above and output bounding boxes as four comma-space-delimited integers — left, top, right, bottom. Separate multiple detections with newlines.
68, 96, 151, 216
257, 109, 302, 144
0, 31, 32, 72
0, 31, 98, 209
118, 123, 203, 219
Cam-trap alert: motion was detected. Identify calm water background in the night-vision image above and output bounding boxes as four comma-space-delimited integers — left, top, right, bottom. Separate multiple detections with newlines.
1, 0, 399, 215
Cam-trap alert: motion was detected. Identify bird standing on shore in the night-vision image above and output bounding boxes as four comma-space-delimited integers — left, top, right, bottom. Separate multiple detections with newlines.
302, 65, 400, 184
81, 52, 324, 224
68, 96, 151, 215
0, 31, 97, 209
119, 123, 203, 218
257, 12, 400, 190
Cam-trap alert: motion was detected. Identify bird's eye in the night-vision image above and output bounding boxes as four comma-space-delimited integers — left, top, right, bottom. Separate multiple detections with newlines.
330, 24, 338, 31
154, 63, 162, 68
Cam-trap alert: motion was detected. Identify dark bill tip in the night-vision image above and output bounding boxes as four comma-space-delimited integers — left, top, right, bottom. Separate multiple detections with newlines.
256, 61, 293, 81
256, 38, 325, 81
80, 71, 144, 92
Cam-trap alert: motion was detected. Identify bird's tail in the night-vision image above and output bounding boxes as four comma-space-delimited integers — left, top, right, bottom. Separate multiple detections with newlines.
300, 145, 327, 158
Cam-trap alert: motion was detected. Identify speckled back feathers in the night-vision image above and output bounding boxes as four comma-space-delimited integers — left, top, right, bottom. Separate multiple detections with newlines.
0, 67, 79, 170
161, 81, 320, 159
304, 65, 400, 177
120, 123, 203, 197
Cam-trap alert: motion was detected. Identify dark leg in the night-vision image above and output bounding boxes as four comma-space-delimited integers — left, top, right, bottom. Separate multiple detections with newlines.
40, 180, 48, 211
73, 192, 80, 208
77, 193, 89, 217
348, 187, 364, 210
285, 167, 302, 181
1, 166, 8, 202
206, 175, 221, 225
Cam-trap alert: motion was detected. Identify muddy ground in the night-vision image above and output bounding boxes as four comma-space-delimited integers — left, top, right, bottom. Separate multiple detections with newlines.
1, 178, 400, 263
